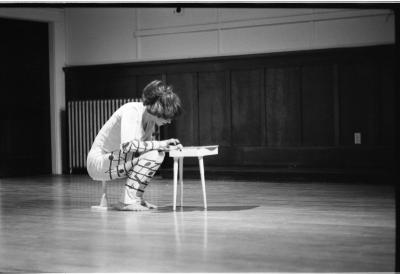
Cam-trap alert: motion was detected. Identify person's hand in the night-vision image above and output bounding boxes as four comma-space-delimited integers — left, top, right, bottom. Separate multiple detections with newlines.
169, 143, 183, 151
160, 138, 182, 151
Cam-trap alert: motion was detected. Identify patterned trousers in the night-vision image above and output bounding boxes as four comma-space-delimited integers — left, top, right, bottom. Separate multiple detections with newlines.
87, 148, 165, 204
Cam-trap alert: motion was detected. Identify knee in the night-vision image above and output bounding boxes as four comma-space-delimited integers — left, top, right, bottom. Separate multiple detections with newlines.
141, 150, 165, 162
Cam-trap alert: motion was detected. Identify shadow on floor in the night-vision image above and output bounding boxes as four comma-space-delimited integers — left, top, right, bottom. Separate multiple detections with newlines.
152, 205, 259, 212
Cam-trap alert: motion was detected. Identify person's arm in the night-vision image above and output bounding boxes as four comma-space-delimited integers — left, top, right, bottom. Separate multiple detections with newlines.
121, 139, 182, 154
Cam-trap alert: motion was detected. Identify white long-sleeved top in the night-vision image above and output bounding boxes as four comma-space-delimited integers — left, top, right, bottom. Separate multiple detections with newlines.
91, 102, 151, 153
87, 102, 159, 178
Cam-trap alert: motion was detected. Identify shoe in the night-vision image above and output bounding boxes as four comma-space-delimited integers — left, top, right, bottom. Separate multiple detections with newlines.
141, 200, 158, 209
114, 201, 149, 211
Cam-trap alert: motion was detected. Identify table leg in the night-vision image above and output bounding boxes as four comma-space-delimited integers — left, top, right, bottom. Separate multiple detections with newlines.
179, 157, 184, 207
198, 156, 207, 209
173, 157, 179, 211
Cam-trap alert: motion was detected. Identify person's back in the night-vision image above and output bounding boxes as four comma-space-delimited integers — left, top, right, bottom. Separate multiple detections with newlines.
89, 102, 147, 154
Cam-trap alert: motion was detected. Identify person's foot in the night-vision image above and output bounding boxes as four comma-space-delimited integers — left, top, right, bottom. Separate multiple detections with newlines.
114, 201, 149, 211
141, 200, 158, 209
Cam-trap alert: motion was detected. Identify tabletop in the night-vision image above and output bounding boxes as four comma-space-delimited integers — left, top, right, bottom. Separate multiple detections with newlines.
168, 145, 219, 158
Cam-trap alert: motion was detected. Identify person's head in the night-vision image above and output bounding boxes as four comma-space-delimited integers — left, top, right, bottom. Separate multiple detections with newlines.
142, 80, 182, 126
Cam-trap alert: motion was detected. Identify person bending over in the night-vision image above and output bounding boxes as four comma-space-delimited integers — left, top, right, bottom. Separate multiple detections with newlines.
87, 80, 182, 211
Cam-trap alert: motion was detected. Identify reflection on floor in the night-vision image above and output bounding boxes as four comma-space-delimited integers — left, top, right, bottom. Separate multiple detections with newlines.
0, 175, 395, 272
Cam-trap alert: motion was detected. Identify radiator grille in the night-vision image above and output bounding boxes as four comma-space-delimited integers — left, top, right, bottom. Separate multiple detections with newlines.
67, 98, 143, 173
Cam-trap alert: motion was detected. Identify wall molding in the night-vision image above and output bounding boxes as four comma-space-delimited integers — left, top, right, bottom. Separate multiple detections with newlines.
134, 9, 393, 38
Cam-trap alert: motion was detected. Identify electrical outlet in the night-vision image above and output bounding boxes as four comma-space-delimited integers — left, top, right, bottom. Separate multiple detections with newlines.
354, 132, 361, 144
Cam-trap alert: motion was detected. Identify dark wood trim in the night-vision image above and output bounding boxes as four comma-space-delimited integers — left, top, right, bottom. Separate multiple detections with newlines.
64, 44, 396, 173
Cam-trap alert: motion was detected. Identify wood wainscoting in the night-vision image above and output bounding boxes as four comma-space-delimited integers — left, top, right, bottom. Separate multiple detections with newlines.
64, 45, 396, 175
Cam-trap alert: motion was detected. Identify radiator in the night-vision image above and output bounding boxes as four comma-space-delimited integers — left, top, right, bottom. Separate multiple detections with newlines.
67, 98, 145, 173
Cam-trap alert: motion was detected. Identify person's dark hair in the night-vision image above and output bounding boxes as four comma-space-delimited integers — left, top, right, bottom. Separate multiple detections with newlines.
142, 80, 182, 120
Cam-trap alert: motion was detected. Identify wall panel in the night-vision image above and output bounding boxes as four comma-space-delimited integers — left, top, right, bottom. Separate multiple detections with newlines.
313, 15, 394, 48
231, 69, 263, 146
165, 72, 198, 146
301, 64, 335, 146
338, 62, 380, 146
380, 62, 396, 146
64, 45, 395, 171
198, 71, 230, 146
221, 22, 312, 54
140, 31, 219, 60
66, 70, 138, 100
266, 67, 302, 146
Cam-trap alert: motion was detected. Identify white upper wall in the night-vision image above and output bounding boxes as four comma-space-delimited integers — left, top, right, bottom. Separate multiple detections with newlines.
65, 8, 137, 65
65, 7, 395, 65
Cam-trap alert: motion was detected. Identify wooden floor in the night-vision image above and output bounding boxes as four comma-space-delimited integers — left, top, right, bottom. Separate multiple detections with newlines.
0, 175, 395, 272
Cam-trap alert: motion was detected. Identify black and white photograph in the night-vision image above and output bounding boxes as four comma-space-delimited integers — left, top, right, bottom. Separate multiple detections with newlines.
0, 2, 398, 273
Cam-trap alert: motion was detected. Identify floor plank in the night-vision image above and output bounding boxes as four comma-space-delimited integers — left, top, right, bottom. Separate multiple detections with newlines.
0, 175, 395, 272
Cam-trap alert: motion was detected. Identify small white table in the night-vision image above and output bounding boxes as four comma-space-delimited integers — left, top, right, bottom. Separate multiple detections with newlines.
169, 145, 218, 210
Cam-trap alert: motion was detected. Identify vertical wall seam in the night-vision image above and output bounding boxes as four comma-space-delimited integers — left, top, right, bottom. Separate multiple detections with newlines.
217, 8, 221, 56
299, 66, 304, 146
135, 8, 141, 60
333, 64, 340, 147
196, 72, 200, 146
261, 68, 266, 147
